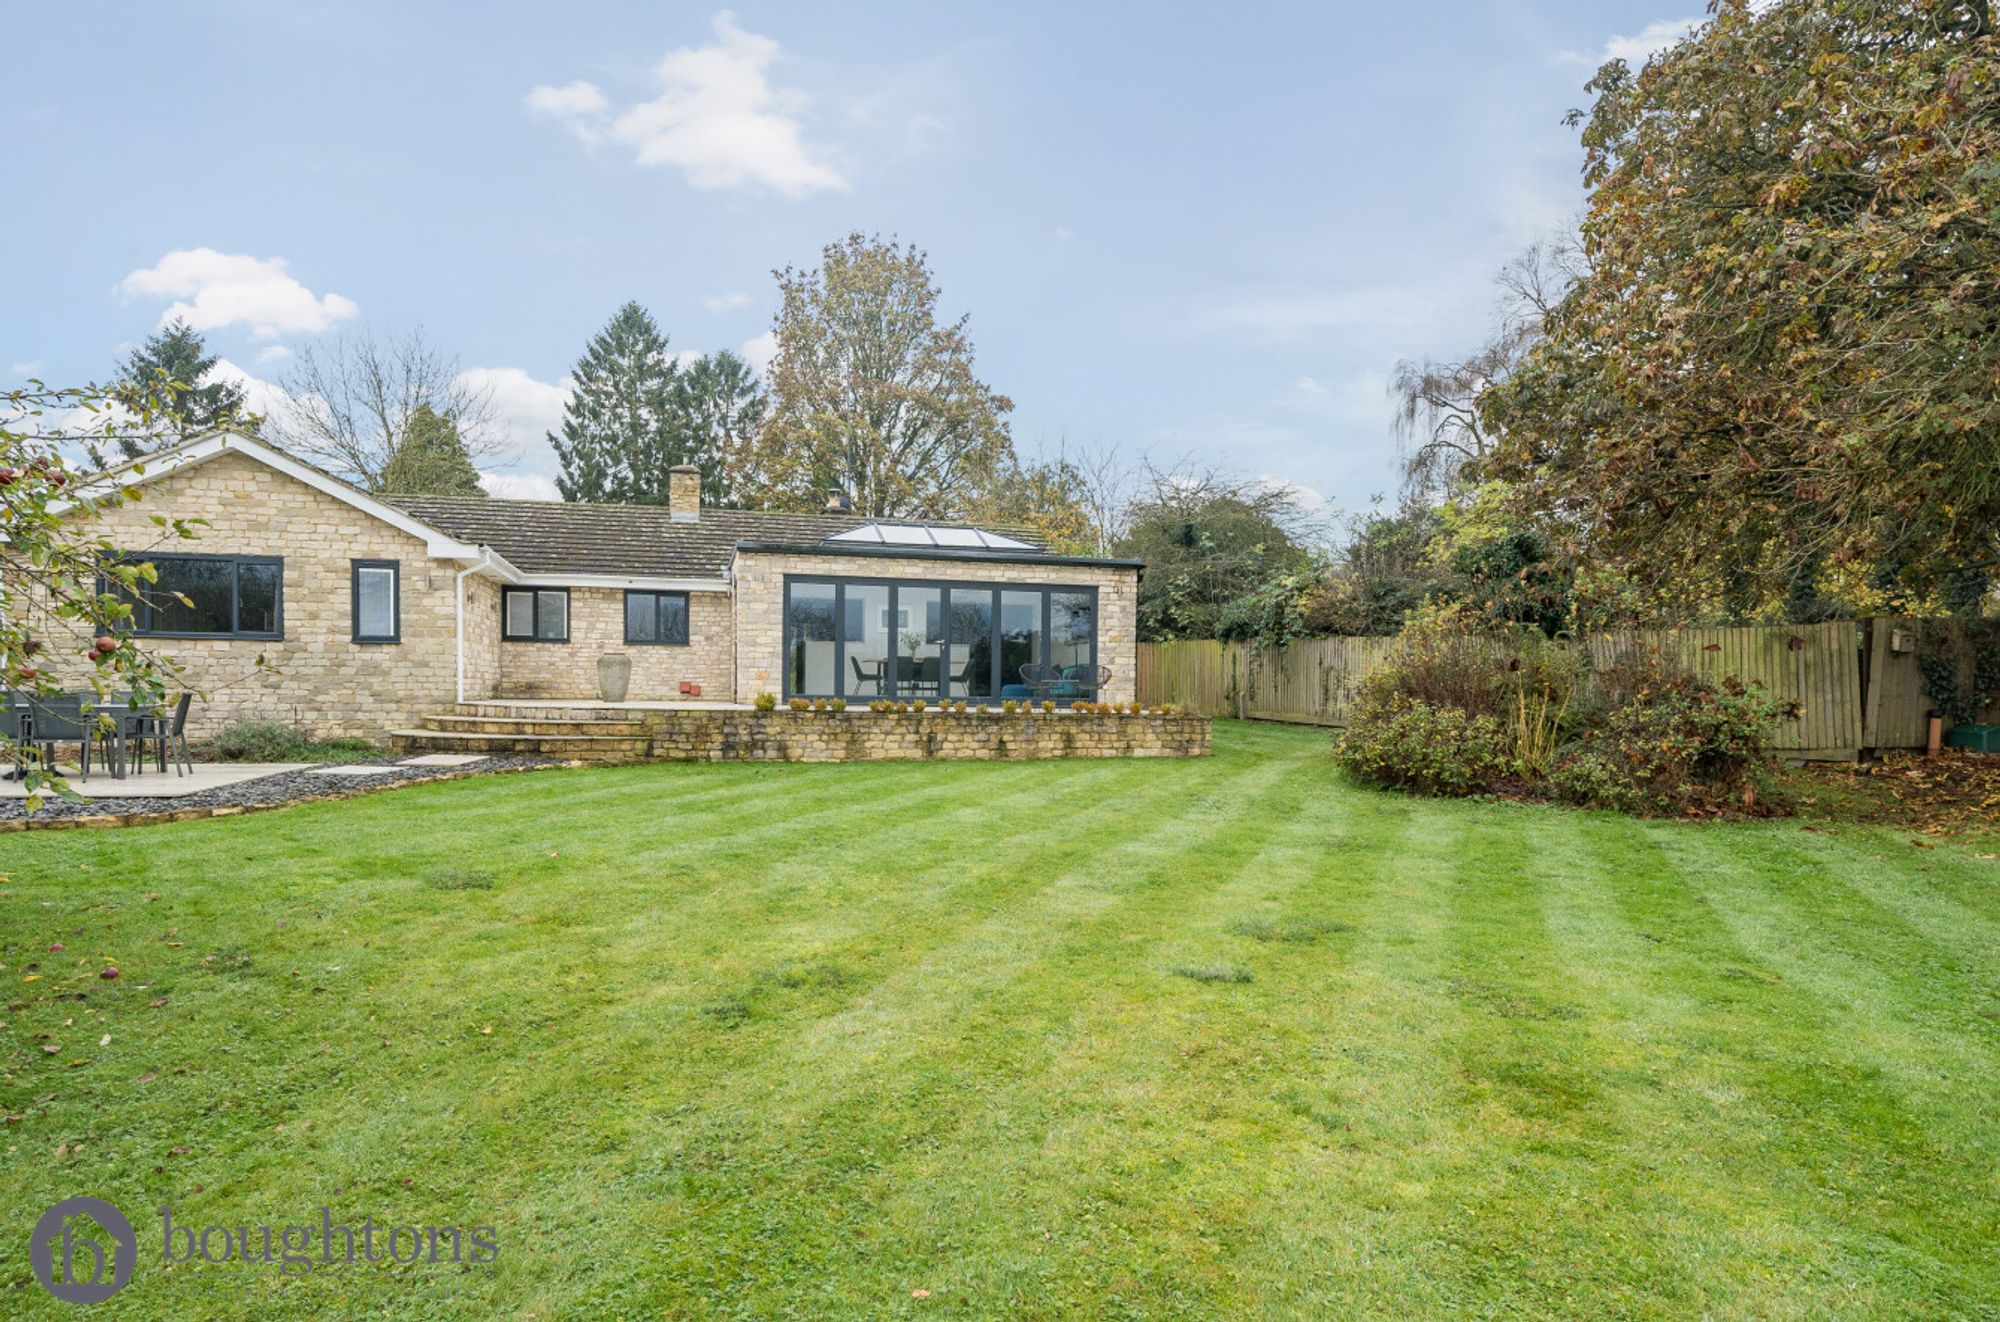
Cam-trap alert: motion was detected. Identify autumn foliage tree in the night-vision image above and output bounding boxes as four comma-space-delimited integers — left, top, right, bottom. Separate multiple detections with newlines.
745, 234, 1014, 518
1482, 0, 2000, 616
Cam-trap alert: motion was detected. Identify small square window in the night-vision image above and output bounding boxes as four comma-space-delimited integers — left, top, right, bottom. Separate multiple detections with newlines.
624, 590, 689, 646
503, 587, 570, 642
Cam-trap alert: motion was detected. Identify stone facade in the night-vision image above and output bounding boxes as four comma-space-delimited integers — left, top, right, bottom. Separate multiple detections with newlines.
731, 550, 1141, 706
644, 708, 1208, 762
494, 587, 733, 700
55, 450, 464, 740
46, 441, 1146, 744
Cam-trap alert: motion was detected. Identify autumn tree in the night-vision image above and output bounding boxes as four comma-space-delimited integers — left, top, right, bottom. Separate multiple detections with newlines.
110, 319, 251, 456
961, 453, 1097, 554
745, 234, 1014, 517
380, 404, 487, 496
1116, 467, 1325, 640
1481, 0, 2000, 615
273, 327, 496, 493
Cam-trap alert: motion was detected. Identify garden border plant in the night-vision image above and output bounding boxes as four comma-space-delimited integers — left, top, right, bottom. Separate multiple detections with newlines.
1333, 603, 1787, 817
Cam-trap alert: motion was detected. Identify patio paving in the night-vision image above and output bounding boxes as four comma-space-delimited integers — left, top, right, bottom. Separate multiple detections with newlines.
0, 763, 298, 800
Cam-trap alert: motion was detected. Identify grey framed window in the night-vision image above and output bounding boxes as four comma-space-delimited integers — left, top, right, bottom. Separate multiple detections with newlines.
105, 553, 283, 639
624, 590, 690, 645
782, 574, 1097, 700
502, 587, 569, 642
351, 559, 400, 643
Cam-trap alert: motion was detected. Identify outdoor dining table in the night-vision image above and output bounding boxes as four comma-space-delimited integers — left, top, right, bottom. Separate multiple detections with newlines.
12, 696, 133, 781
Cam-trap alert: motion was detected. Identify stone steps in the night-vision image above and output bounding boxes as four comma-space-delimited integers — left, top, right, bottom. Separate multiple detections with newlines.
455, 701, 667, 721
421, 713, 652, 737
388, 724, 650, 762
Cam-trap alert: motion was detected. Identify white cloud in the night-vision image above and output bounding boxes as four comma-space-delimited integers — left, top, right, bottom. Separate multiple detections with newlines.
202, 357, 295, 421
120, 248, 359, 338
1207, 286, 1445, 346
526, 12, 847, 196
523, 80, 610, 143
1255, 474, 1339, 525
9, 360, 43, 377
457, 366, 572, 458
740, 330, 777, 376
1296, 376, 1328, 396
480, 472, 563, 502
703, 291, 750, 312
254, 344, 293, 365
1559, 16, 1704, 68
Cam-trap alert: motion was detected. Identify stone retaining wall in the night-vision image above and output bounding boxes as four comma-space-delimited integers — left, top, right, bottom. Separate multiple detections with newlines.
643, 709, 1209, 762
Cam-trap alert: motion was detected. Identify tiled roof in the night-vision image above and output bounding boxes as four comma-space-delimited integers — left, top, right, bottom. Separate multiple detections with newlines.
380, 495, 1046, 579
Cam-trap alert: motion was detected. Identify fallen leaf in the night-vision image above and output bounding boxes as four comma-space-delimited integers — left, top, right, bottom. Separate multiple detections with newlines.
137, 1072, 156, 1084
42, 1044, 60, 1054
99, 1034, 110, 1047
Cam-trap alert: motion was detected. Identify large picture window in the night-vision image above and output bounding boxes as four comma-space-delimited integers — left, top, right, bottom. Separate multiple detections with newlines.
502, 587, 569, 642
624, 590, 690, 645
783, 575, 1097, 701
109, 553, 283, 639
351, 559, 400, 643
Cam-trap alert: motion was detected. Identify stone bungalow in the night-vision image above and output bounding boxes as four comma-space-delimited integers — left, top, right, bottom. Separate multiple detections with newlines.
61, 431, 1146, 747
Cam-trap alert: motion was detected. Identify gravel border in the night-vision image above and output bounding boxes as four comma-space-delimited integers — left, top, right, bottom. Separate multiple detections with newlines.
0, 756, 567, 831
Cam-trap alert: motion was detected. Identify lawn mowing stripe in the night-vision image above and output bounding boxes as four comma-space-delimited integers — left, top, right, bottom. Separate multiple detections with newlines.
843, 734, 1358, 1316
1522, 810, 1801, 1316
1419, 806, 1710, 1316
613, 751, 1303, 1312
1645, 825, 2000, 1141
203, 762, 1172, 1163
1759, 827, 2000, 1012
1208, 789, 1488, 1318
249, 748, 1273, 1300
1581, 822, 1998, 1310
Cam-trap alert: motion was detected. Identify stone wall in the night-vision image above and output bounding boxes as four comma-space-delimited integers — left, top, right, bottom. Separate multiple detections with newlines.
495, 588, 734, 699
731, 551, 1141, 706
642, 709, 1208, 762
54, 449, 463, 740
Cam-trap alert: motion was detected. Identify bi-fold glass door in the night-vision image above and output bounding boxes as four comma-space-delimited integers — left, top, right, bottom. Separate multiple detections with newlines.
783, 576, 1096, 701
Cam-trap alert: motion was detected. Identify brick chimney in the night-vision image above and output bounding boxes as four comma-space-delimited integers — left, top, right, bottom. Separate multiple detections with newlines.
668, 464, 701, 522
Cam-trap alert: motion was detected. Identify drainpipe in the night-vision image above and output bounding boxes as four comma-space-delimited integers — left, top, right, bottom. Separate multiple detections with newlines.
455, 550, 498, 706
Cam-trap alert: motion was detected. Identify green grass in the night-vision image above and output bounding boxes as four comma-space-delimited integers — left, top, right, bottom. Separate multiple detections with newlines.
3, 722, 1998, 1318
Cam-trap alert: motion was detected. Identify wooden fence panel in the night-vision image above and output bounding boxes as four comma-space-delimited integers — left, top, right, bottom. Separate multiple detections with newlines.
1141, 621, 1882, 755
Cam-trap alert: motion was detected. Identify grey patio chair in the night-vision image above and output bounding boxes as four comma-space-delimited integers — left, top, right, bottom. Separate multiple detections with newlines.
16, 694, 104, 782
127, 693, 194, 777
2, 691, 26, 780
849, 655, 885, 696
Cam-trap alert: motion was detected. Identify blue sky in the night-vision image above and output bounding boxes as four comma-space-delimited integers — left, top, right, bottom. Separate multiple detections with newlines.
8, 2, 1697, 511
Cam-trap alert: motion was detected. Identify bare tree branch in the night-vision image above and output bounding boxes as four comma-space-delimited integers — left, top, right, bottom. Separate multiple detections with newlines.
272, 327, 496, 492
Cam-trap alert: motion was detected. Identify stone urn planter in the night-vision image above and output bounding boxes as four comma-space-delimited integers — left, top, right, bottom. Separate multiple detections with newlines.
597, 653, 632, 703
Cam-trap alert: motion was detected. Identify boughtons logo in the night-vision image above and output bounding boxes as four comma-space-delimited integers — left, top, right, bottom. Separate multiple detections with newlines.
30, 1196, 137, 1305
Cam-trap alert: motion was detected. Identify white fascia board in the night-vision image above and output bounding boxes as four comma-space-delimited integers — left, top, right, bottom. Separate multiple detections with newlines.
512, 572, 732, 593
70, 431, 489, 561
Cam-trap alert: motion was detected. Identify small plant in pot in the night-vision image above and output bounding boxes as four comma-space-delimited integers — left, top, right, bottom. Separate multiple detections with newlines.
753, 692, 777, 712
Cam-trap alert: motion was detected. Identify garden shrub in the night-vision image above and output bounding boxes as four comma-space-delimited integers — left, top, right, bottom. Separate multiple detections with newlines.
753, 692, 777, 711
1333, 696, 1512, 796
1550, 658, 1786, 815
212, 719, 306, 761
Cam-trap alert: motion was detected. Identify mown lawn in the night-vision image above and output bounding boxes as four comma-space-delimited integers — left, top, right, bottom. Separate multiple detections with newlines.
3, 722, 1998, 1318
